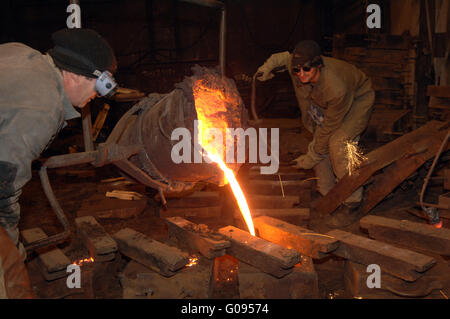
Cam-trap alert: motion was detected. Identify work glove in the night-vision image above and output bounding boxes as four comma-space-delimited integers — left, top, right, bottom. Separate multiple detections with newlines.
292, 140, 325, 170
256, 64, 275, 82
256, 52, 290, 81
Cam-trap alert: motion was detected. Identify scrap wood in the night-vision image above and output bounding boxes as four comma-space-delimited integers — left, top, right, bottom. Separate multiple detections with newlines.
315, 120, 450, 216
106, 190, 144, 200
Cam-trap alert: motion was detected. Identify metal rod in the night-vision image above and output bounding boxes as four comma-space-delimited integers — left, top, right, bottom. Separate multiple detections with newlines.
219, 6, 226, 76
24, 166, 71, 252
44, 150, 98, 169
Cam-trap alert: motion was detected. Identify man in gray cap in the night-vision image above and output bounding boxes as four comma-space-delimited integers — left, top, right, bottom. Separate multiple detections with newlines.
0, 28, 117, 260
256, 40, 375, 227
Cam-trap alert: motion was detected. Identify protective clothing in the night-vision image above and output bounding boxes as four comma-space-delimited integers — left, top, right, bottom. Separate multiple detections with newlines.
256, 52, 288, 81
293, 140, 325, 170
0, 227, 34, 298
48, 28, 117, 78
256, 50, 374, 204
291, 40, 322, 68
0, 42, 80, 244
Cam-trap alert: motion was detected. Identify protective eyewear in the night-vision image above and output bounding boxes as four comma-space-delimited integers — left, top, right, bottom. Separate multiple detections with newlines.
292, 65, 312, 74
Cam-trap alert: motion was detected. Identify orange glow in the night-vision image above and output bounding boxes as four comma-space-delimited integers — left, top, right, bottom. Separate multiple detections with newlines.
193, 79, 255, 236
434, 221, 443, 229
72, 257, 94, 266
186, 256, 199, 267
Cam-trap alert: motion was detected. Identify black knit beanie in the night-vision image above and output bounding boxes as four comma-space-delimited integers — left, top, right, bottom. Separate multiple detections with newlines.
48, 28, 117, 78
291, 40, 322, 68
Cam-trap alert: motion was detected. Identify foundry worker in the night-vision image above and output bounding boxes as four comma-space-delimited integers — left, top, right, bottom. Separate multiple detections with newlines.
256, 40, 375, 227
0, 28, 117, 258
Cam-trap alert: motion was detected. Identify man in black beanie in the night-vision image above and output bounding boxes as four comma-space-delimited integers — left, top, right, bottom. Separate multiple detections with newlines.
0, 28, 117, 266
256, 40, 375, 227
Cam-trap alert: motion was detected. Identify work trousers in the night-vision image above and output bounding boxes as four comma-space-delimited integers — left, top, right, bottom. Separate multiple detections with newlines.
0, 190, 21, 245
313, 128, 363, 205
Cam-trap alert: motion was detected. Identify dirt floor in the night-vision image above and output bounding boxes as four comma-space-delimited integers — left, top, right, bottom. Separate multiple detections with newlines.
18, 118, 450, 299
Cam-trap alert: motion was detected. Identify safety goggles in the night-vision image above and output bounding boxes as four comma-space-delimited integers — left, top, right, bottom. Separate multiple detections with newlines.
292, 65, 313, 74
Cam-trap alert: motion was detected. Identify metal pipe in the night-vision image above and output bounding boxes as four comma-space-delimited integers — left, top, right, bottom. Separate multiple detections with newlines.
44, 150, 98, 169
219, 6, 226, 76
24, 166, 71, 252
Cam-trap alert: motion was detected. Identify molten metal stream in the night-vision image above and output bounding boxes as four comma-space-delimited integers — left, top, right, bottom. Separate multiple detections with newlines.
193, 79, 256, 236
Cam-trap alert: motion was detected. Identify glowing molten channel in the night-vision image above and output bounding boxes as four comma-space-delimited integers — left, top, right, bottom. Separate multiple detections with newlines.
193, 79, 255, 236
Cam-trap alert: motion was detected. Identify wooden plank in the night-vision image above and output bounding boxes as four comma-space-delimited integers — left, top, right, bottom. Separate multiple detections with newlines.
113, 228, 189, 277
234, 208, 309, 220
344, 261, 443, 299
243, 180, 313, 199
246, 171, 310, 181
360, 215, 450, 256
166, 217, 230, 259
427, 86, 450, 98
359, 133, 450, 215
254, 216, 339, 259
445, 169, 450, 190
165, 191, 221, 208
247, 195, 300, 209
218, 226, 301, 278
77, 193, 147, 219
158, 206, 222, 218
438, 192, 450, 209
327, 229, 436, 282
315, 121, 449, 215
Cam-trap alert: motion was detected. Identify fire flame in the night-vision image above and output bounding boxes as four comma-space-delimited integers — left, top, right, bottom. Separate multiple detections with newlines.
72, 257, 94, 266
193, 78, 256, 236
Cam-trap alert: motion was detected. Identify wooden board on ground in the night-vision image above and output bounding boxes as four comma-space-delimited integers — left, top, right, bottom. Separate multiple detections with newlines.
327, 229, 436, 282
360, 215, 450, 256
315, 120, 450, 216
77, 193, 147, 219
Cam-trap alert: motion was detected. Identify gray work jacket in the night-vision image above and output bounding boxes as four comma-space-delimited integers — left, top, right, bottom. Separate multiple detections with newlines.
0, 43, 80, 191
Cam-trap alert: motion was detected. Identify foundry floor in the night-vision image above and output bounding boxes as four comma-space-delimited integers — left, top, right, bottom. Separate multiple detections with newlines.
18, 118, 450, 299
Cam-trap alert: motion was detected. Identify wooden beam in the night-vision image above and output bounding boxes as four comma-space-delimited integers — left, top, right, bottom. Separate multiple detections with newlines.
327, 229, 436, 282
315, 120, 449, 215
360, 215, 450, 256
427, 86, 450, 98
